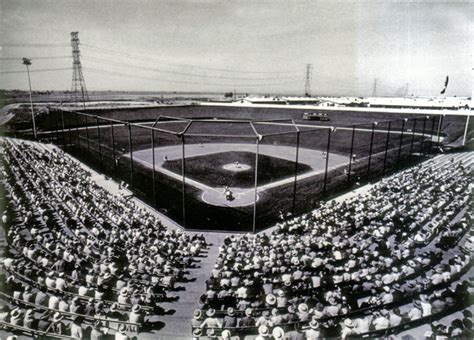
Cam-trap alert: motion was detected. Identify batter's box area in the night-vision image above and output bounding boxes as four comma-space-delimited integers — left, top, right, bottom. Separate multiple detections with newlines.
132, 143, 349, 208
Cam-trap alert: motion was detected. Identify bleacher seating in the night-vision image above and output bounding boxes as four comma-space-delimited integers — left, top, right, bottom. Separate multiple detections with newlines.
0, 138, 207, 338
193, 153, 473, 338
0, 137, 472, 339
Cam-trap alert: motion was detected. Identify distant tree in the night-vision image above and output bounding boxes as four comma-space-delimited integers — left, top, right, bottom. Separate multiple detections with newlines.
224, 92, 234, 98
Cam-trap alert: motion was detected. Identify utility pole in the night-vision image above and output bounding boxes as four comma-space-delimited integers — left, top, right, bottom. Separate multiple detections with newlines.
22, 57, 37, 139
404, 83, 409, 97
71, 31, 89, 108
304, 64, 312, 97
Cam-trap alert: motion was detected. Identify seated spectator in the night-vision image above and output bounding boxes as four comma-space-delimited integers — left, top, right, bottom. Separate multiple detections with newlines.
408, 301, 423, 321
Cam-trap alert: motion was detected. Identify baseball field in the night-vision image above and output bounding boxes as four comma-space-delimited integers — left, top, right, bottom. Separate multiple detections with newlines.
36, 104, 470, 231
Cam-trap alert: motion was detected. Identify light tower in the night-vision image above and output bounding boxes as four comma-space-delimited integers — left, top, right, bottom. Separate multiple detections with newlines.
304, 64, 313, 97
70, 31, 89, 107
22, 57, 37, 139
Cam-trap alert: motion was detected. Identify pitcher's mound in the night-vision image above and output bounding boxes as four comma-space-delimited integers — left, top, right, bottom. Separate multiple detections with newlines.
222, 163, 251, 172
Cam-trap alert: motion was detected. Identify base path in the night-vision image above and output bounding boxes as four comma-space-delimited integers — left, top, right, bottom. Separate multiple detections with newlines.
132, 143, 348, 207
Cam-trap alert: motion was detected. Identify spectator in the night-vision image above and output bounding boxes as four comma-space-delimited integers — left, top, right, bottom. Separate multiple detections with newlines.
408, 301, 423, 320
70, 316, 84, 339
200, 309, 222, 335
304, 320, 322, 339
223, 307, 237, 327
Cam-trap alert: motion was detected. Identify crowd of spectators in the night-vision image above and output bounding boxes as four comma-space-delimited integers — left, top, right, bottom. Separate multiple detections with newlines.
0, 138, 207, 338
193, 153, 473, 339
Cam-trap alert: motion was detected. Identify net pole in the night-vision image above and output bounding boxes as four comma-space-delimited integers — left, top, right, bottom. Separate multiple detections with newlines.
67, 112, 73, 147
383, 121, 392, 175
96, 117, 102, 164
60, 110, 66, 147
437, 115, 444, 146
398, 119, 406, 162
420, 117, 427, 155
429, 117, 436, 154
47, 110, 52, 142
367, 122, 376, 179
410, 119, 417, 156
75, 112, 80, 150
323, 128, 331, 195
181, 135, 187, 228
292, 131, 300, 213
347, 125, 355, 186
128, 123, 134, 187
111, 122, 116, 176
462, 115, 470, 146
54, 110, 61, 145
151, 129, 157, 207
252, 136, 260, 233
85, 115, 90, 155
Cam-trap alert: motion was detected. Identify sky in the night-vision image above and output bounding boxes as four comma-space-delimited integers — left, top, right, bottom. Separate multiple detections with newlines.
1, 0, 472, 97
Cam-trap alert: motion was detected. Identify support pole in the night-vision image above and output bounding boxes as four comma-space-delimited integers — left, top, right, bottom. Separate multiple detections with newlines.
74, 112, 80, 149
367, 122, 376, 179
398, 119, 406, 162
85, 115, 90, 154
462, 115, 470, 146
181, 135, 186, 228
60, 111, 66, 147
96, 117, 102, 164
383, 121, 392, 175
437, 115, 444, 146
420, 117, 427, 155
67, 112, 73, 147
429, 116, 436, 154
46, 110, 52, 142
410, 119, 417, 156
111, 122, 116, 176
323, 128, 332, 195
252, 136, 260, 233
54, 110, 61, 144
347, 125, 355, 185
151, 129, 157, 207
292, 131, 300, 213
128, 124, 134, 187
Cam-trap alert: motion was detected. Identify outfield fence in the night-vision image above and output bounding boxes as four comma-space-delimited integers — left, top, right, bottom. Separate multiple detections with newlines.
28, 108, 443, 231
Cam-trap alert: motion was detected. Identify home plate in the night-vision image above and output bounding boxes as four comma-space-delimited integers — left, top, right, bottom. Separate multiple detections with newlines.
201, 187, 258, 207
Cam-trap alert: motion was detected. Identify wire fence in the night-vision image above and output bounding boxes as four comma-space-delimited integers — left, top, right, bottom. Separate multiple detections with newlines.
31, 108, 442, 232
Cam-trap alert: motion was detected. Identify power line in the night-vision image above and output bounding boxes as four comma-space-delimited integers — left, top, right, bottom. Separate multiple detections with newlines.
81, 44, 300, 75
0, 67, 72, 74
0, 56, 71, 61
82, 55, 301, 81
84, 67, 300, 88
2, 43, 69, 48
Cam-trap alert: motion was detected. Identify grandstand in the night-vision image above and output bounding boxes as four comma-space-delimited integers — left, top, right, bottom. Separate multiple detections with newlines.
0, 133, 472, 339
0, 99, 472, 340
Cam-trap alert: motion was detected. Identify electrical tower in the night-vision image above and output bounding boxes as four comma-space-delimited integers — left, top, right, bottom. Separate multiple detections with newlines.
70, 32, 89, 106
372, 78, 378, 97
404, 83, 409, 97
304, 64, 313, 97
